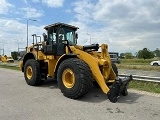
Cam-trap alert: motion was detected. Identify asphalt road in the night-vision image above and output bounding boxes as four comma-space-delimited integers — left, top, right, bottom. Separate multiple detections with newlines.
0, 68, 160, 120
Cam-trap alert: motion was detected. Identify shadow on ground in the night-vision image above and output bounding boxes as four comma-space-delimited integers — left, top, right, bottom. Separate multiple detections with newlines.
39, 78, 58, 89
78, 88, 143, 104
38, 78, 143, 104
117, 92, 143, 104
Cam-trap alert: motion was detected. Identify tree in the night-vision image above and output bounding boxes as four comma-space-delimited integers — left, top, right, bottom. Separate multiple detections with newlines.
153, 48, 160, 57
120, 53, 125, 58
11, 51, 18, 60
125, 52, 133, 59
137, 48, 154, 59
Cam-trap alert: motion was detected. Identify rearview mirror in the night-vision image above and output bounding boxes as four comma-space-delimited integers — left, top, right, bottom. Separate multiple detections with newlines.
75, 33, 78, 39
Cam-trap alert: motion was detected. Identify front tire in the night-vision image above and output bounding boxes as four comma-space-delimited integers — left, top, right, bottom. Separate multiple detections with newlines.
57, 58, 93, 99
24, 59, 44, 86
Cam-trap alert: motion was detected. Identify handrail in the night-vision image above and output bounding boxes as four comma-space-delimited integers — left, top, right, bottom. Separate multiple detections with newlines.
119, 74, 160, 83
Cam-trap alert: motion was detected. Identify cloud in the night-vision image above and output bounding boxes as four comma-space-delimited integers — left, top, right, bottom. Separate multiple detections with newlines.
0, 18, 44, 55
73, 0, 94, 23
1, 0, 160, 55
71, 0, 160, 53
32, 0, 64, 7
32, 0, 40, 3
21, 0, 28, 4
42, 0, 64, 7
22, 7, 44, 18
0, 0, 14, 14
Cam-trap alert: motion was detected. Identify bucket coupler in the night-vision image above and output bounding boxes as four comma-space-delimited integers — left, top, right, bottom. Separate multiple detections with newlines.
107, 75, 133, 103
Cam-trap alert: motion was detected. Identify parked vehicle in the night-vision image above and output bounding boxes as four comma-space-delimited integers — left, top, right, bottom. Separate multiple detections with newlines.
150, 60, 160, 66
1, 55, 14, 63
109, 52, 120, 64
19, 22, 132, 103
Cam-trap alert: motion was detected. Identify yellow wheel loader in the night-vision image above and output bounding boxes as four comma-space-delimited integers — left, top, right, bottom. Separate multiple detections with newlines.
1, 55, 14, 63
20, 22, 132, 103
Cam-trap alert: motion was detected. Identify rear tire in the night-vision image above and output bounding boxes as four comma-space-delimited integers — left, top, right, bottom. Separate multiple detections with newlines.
24, 59, 44, 86
57, 58, 93, 99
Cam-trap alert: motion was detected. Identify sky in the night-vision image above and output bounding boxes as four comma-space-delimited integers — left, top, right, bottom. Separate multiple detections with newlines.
0, 0, 160, 55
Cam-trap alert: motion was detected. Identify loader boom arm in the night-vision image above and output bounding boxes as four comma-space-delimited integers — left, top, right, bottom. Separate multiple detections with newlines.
70, 44, 116, 94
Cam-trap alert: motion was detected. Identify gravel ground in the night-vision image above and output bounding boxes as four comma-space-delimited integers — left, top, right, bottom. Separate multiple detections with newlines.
0, 68, 160, 120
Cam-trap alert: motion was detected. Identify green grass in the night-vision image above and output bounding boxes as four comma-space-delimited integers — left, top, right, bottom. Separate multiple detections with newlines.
118, 58, 160, 93
0, 64, 20, 71
129, 80, 160, 93
120, 58, 154, 64
117, 58, 160, 72
117, 64, 160, 72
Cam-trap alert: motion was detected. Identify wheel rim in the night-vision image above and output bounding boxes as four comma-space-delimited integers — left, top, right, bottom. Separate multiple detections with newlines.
62, 69, 75, 88
26, 66, 33, 79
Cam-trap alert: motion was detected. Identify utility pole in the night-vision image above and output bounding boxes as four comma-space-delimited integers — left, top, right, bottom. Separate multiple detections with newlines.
0, 42, 4, 55
87, 33, 91, 44
27, 19, 37, 47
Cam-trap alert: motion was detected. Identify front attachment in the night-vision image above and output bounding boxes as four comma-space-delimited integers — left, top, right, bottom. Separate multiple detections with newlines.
107, 75, 132, 103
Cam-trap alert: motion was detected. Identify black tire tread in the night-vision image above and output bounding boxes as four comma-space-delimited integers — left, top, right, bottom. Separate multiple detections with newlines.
24, 59, 43, 86
112, 63, 118, 76
57, 58, 93, 99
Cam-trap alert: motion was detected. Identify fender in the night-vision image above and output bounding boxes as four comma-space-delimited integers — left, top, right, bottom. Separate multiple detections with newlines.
54, 54, 77, 75
20, 52, 36, 72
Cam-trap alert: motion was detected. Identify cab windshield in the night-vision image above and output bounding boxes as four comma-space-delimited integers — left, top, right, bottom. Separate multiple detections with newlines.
47, 27, 77, 45
60, 27, 77, 45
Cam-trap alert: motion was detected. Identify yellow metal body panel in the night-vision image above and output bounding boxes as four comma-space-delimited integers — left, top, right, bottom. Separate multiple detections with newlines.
32, 49, 59, 77
19, 60, 23, 70
32, 50, 46, 60
44, 59, 57, 77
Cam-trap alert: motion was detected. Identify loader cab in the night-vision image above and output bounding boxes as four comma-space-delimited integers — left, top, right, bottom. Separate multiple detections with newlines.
43, 22, 78, 55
